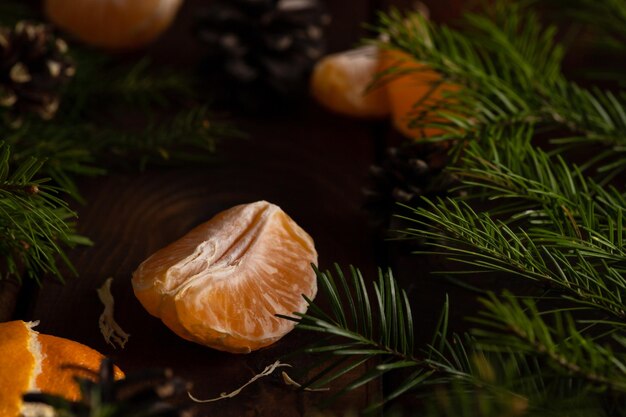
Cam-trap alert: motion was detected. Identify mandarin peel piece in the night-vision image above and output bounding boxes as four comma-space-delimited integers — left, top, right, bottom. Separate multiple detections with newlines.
281, 371, 330, 392
0, 321, 37, 417
0, 320, 123, 417
132, 201, 318, 353
97, 277, 130, 349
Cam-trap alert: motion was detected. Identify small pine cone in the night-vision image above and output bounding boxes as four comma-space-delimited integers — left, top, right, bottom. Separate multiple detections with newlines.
364, 142, 458, 225
0, 21, 74, 123
195, 0, 330, 111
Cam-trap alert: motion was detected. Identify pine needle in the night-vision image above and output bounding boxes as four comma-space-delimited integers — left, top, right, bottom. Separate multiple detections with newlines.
97, 277, 130, 349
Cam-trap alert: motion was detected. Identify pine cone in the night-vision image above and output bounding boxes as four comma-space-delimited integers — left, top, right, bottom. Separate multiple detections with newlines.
23, 358, 191, 417
0, 21, 74, 123
364, 142, 458, 226
195, 0, 330, 111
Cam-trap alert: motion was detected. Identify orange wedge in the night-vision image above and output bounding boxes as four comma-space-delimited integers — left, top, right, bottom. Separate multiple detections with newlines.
381, 49, 459, 139
132, 201, 318, 354
0, 320, 124, 417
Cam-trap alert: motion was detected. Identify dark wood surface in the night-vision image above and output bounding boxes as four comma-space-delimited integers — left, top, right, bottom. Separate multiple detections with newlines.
10, 0, 462, 415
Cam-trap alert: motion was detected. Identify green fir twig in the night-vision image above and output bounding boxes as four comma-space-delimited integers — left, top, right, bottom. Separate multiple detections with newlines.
283, 265, 623, 415
284, 1, 626, 415
0, 142, 90, 283
374, 3, 626, 178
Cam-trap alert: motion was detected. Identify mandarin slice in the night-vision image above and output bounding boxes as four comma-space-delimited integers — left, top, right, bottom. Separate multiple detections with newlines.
44, 0, 183, 50
0, 320, 123, 417
132, 201, 318, 354
311, 46, 390, 119
381, 49, 459, 139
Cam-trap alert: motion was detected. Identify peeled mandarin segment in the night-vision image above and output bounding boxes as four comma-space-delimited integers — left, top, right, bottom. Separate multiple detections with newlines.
132, 201, 318, 353
311, 46, 390, 119
381, 50, 459, 139
36, 334, 124, 401
44, 0, 183, 50
0, 321, 34, 417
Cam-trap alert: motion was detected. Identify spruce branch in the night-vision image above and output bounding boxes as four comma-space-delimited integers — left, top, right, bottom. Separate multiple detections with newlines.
284, 265, 619, 415
93, 105, 241, 168
0, 7, 239, 287
397, 122, 626, 319
0, 7, 239, 204
284, 266, 528, 411
454, 126, 626, 238
474, 293, 626, 393
102, 58, 195, 107
374, 2, 626, 174
290, 1, 626, 414
472, 292, 626, 393
542, 0, 626, 57
64, 55, 196, 113
279, 265, 423, 409
0, 105, 240, 201
0, 142, 90, 283
400, 197, 626, 320
1, 120, 104, 201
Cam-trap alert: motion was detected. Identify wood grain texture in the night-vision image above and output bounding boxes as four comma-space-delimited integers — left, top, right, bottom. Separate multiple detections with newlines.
21, 0, 386, 415
8, 0, 480, 414
26, 111, 380, 417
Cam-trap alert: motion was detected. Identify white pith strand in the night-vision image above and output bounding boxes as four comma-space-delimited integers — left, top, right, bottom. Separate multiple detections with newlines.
21, 321, 55, 417
26, 321, 42, 392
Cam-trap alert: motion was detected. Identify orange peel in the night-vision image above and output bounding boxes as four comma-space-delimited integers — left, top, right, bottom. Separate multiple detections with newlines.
0, 320, 123, 417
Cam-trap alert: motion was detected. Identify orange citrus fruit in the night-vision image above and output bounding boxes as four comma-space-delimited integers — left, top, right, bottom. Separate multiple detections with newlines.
132, 201, 318, 354
381, 49, 459, 139
0, 320, 124, 417
44, 0, 184, 49
311, 46, 390, 119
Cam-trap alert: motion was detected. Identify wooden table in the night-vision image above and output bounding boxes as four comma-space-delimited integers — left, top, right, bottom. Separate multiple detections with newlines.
9, 0, 463, 415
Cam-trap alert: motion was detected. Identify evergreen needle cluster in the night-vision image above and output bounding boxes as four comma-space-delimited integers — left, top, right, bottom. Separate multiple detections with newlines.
285, 1, 626, 415
375, 1, 626, 180
0, 54, 237, 201
0, 142, 90, 283
542, 0, 626, 61
0, 1, 239, 284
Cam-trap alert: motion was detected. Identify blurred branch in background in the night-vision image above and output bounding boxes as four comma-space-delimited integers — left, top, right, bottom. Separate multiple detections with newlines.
0, 0, 240, 287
